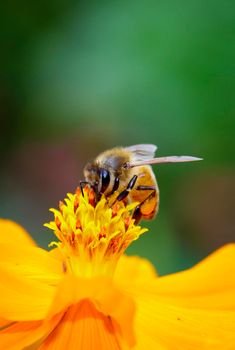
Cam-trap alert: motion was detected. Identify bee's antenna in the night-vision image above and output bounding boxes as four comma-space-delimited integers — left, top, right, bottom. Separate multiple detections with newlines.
123, 162, 131, 169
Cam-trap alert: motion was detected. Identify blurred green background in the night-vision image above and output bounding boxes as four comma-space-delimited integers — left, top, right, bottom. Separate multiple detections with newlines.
1, 0, 235, 275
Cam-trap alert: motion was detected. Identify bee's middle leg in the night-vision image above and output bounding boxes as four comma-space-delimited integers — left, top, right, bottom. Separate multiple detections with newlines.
116, 175, 138, 201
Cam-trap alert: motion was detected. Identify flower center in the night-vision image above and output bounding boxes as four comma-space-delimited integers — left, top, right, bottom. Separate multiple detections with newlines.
45, 186, 147, 278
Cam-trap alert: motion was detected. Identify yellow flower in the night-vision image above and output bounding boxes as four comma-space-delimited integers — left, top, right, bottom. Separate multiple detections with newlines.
0, 186, 235, 349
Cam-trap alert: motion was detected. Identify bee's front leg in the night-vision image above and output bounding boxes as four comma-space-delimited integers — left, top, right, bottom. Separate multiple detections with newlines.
79, 180, 89, 197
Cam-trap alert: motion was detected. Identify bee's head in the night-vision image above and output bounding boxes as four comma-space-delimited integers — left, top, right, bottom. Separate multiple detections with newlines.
83, 162, 110, 195
84, 162, 100, 186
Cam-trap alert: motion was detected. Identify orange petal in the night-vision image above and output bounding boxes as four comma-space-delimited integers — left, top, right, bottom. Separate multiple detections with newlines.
0, 318, 10, 328
0, 243, 63, 321
0, 266, 56, 321
0, 219, 35, 246
39, 300, 128, 350
0, 243, 62, 285
48, 247, 64, 260
46, 274, 136, 348
132, 293, 235, 350
114, 254, 157, 283
151, 244, 235, 296
118, 245, 235, 349
118, 245, 235, 309
0, 313, 62, 350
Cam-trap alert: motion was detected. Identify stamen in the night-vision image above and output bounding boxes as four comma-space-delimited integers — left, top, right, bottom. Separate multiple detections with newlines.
76, 219, 82, 230
99, 226, 107, 240
124, 216, 131, 230
59, 201, 65, 213
74, 197, 79, 213
88, 190, 96, 207
55, 216, 61, 230
112, 203, 120, 217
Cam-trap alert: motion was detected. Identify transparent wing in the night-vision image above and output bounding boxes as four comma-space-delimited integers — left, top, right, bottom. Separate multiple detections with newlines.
127, 155, 203, 168
125, 144, 157, 161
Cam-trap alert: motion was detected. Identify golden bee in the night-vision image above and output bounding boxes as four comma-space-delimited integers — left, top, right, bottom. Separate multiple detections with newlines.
83, 144, 201, 223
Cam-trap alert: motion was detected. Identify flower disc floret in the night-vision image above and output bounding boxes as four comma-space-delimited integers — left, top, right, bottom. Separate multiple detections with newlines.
45, 186, 147, 277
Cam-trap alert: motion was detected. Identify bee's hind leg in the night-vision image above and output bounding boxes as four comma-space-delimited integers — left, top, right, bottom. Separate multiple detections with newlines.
136, 185, 156, 191
132, 205, 142, 224
132, 187, 157, 224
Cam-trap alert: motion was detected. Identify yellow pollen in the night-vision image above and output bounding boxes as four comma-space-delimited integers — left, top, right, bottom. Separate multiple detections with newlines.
45, 186, 147, 277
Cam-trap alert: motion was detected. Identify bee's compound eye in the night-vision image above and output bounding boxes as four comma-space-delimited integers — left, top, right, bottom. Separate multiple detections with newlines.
100, 168, 110, 194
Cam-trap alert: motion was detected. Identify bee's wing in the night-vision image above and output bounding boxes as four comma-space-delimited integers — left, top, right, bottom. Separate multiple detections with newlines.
125, 144, 157, 161
127, 155, 203, 168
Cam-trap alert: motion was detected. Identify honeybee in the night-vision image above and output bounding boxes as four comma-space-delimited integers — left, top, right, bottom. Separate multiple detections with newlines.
83, 144, 201, 223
